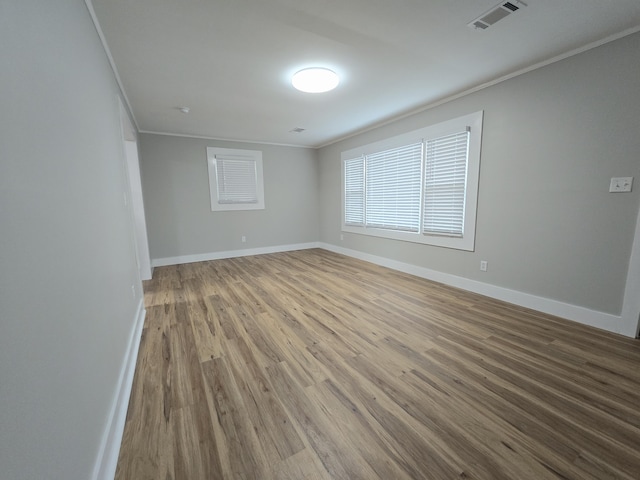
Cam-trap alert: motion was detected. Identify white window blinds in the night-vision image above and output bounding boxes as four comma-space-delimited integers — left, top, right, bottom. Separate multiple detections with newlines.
341, 111, 482, 251
207, 147, 264, 211
365, 142, 423, 232
214, 154, 258, 204
423, 130, 470, 237
344, 157, 365, 226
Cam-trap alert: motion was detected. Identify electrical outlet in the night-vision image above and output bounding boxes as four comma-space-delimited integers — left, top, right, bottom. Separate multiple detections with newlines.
340, 234, 344, 241
241, 235, 246, 243
480, 260, 488, 272
131, 285, 136, 298
609, 177, 633, 193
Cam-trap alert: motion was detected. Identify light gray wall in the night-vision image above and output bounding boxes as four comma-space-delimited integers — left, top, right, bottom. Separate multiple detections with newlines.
318, 32, 640, 317
0, 1, 142, 479
139, 134, 319, 261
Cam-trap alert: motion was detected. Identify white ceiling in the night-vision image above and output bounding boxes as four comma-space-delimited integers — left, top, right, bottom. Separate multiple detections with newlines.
90, 0, 640, 148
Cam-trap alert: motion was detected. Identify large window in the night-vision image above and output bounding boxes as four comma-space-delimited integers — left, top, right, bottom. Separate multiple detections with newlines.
207, 147, 265, 211
342, 111, 483, 251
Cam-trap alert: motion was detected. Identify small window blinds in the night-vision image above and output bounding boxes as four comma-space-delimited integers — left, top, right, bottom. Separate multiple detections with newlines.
206, 147, 264, 211
214, 154, 258, 204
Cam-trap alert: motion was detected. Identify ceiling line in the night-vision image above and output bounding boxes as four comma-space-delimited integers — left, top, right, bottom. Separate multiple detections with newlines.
316, 24, 640, 149
84, 0, 140, 133
138, 130, 314, 150
84, 0, 640, 149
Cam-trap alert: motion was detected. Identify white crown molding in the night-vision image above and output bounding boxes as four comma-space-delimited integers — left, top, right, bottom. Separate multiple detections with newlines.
139, 130, 313, 149
84, 0, 140, 132
317, 25, 640, 149
84, 0, 640, 151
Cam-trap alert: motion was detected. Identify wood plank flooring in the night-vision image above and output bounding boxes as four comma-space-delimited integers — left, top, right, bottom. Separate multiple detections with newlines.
116, 249, 640, 480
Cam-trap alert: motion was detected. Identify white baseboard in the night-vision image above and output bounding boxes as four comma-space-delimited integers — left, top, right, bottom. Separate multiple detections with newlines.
149, 241, 633, 338
318, 242, 631, 338
92, 298, 146, 480
151, 242, 320, 268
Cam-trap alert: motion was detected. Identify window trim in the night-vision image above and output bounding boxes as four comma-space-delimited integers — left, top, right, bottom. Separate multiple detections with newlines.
341, 111, 483, 251
206, 147, 265, 211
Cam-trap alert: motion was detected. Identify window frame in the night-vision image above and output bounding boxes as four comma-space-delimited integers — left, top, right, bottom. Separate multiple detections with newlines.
206, 147, 265, 212
341, 111, 483, 251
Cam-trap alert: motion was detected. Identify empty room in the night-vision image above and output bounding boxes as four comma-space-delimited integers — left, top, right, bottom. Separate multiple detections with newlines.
2, 1, 640, 479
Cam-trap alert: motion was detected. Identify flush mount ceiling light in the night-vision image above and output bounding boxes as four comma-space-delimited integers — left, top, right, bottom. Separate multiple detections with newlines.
292, 68, 339, 93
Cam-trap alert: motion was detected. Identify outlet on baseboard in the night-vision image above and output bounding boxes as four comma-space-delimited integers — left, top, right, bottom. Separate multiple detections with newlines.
480, 260, 488, 272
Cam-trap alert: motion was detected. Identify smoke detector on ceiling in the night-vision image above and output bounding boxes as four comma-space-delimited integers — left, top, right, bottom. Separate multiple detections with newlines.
468, 1, 527, 30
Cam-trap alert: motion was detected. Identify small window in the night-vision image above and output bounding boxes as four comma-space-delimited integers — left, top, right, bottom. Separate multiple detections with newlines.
342, 111, 483, 251
207, 147, 265, 211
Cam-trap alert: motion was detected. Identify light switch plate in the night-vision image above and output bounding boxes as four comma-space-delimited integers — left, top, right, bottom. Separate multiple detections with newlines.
609, 177, 633, 193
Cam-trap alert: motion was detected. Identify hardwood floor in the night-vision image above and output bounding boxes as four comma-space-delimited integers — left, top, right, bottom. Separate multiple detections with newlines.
116, 249, 640, 480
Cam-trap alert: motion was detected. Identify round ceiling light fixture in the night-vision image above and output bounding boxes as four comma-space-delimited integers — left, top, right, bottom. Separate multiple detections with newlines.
292, 67, 339, 93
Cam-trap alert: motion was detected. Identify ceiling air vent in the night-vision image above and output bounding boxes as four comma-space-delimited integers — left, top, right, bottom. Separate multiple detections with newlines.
468, 1, 526, 30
